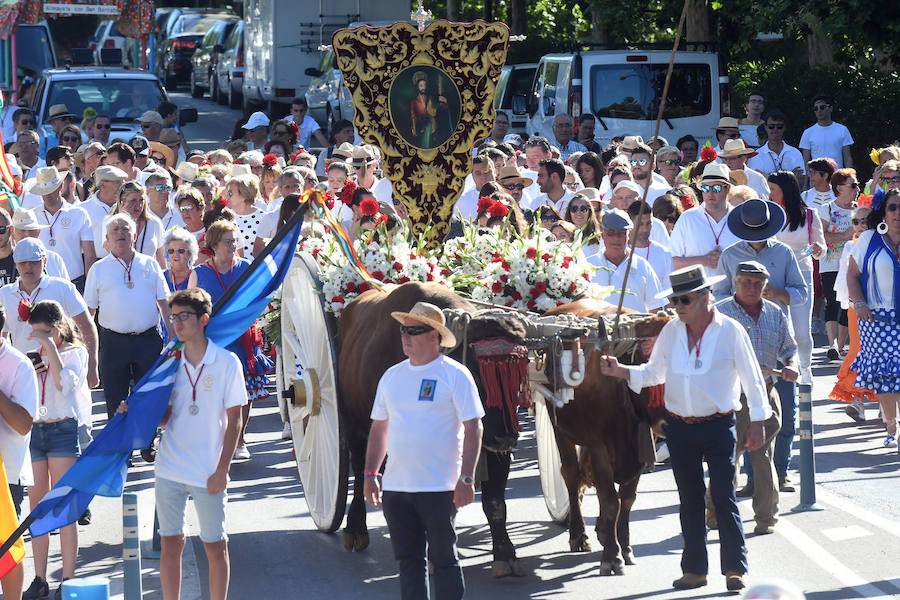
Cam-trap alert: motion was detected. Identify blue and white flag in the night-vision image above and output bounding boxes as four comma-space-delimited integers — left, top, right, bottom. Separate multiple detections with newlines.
25, 213, 306, 538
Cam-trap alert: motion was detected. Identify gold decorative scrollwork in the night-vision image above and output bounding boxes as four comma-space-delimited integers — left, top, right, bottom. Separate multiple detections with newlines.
333, 20, 510, 248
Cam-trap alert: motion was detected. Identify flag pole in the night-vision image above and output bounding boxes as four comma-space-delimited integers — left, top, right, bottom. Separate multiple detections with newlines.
0, 516, 33, 561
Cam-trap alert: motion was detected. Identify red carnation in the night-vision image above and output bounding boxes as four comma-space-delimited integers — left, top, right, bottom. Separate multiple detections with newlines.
323, 192, 335, 210
346, 281, 356, 292
501, 260, 511, 271
232, 158, 241, 165
488, 201, 509, 218
426, 272, 434, 281
499, 274, 508, 283
371, 270, 384, 281
331, 295, 344, 304
376, 214, 388, 227
440, 268, 451, 276
541, 253, 551, 263
392, 261, 403, 271
290, 121, 300, 137
531, 281, 547, 297
527, 299, 537, 310
679, 194, 693, 211
339, 179, 358, 206
18, 298, 32, 322
476, 197, 493, 215
570, 281, 577, 292
525, 247, 537, 259
582, 272, 590, 280
312, 248, 322, 258
262, 153, 278, 167
561, 256, 573, 268
357, 282, 371, 293
398, 276, 410, 283
700, 146, 718, 162
360, 197, 379, 216
492, 281, 503, 293
511, 290, 522, 300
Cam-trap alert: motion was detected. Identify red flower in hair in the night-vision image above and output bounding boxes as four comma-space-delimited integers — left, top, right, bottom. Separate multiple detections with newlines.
262, 153, 278, 167
339, 179, 357, 206
476, 196, 493, 215
700, 146, 718, 162
200, 160, 212, 167
232, 159, 241, 165
679, 194, 694, 211
376, 214, 388, 227
360, 197, 379, 216
290, 121, 300, 137
488, 201, 509, 218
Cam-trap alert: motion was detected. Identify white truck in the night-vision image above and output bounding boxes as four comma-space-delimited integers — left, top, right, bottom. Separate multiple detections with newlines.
241, 0, 409, 118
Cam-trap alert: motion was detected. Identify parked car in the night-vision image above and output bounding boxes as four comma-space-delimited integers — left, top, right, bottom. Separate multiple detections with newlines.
190, 16, 239, 99
158, 12, 232, 89
154, 7, 236, 76
495, 63, 537, 133
30, 67, 196, 142
89, 20, 127, 65
214, 20, 244, 109
304, 48, 353, 133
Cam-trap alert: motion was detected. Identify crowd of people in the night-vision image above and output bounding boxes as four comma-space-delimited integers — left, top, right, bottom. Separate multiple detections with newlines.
0, 86, 896, 599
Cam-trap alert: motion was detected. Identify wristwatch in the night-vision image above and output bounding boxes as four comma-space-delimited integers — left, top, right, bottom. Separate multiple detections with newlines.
853, 300, 868, 310
459, 474, 474, 486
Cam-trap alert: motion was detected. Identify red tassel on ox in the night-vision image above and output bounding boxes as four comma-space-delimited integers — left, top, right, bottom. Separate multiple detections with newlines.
471, 338, 531, 436
648, 384, 665, 408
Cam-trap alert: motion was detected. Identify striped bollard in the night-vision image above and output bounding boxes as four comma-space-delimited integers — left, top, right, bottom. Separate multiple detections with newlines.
122, 492, 143, 599
794, 383, 823, 512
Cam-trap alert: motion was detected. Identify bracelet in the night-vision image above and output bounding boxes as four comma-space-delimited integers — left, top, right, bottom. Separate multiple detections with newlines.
363, 471, 381, 479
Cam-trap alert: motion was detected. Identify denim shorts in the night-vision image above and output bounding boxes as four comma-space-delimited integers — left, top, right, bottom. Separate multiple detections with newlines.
30, 418, 81, 462
155, 477, 227, 543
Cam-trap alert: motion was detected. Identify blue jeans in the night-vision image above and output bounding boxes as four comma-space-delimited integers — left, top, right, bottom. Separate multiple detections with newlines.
747, 372, 796, 482
790, 270, 814, 370
9, 483, 24, 518
382, 490, 463, 600
666, 412, 747, 576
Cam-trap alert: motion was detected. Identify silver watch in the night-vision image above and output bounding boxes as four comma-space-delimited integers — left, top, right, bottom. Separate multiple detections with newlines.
459, 474, 474, 486
853, 300, 868, 310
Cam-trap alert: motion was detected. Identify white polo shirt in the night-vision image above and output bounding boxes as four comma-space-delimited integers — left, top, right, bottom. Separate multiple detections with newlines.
526, 190, 574, 215
36, 203, 93, 279
668, 205, 740, 279
0, 341, 38, 485
80, 193, 117, 258
454, 188, 480, 220
638, 240, 674, 285
588, 252, 665, 313
84, 251, 168, 334
747, 142, 806, 176
156, 341, 248, 488
134, 215, 165, 259
0, 276, 88, 353
154, 207, 185, 231
45, 249, 70, 280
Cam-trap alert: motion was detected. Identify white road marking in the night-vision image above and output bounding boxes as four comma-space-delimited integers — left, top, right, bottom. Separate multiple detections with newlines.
820, 524, 872, 542
777, 518, 900, 599
816, 488, 900, 539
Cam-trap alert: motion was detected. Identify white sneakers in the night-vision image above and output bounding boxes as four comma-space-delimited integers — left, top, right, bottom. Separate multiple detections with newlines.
282, 422, 293, 440
883, 435, 898, 449
845, 399, 866, 423
233, 445, 251, 460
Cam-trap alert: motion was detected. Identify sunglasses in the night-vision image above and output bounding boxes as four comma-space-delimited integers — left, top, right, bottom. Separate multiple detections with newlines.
671, 295, 695, 305
18, 119, 35, 126
502, 183, 525, 191
719, 132, 740, 139
887, 204, 900, 212
813, 104, 831, 111
851, 219, 866, 225
700, 184, 725, 194
630, 158, 649, 167
540, 213, 557, 222
155, 184, 173, 192
178, 204, 198, 212
399, 324, 433, 336
660, 159, 680, 166
94, 123, 110, 129
0, 225, 8, 234
884, 176, 900, 184
570, 205, 590, 213
564, 181, 579, 189
62, 136, 80, 143
166, 247, 187, 255
766, 124, 785, 130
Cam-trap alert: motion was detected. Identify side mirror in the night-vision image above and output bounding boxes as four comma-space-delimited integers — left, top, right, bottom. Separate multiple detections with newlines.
512, 95, 527, 116
213, 44, 225, 54
305, 67, 322, 78
179, 107, 198, 126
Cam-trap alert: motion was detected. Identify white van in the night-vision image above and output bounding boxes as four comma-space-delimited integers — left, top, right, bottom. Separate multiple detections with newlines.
516, 47, 728, 149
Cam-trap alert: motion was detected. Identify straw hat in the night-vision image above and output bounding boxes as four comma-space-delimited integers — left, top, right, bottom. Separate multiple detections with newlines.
699, 162, 731, 184
173, 161, 199, 183
327, 142, 355, 164
714, 117, 740, 132
349, 145, 377, 168
496, 165, 533, 187
23, 166, 65, 196
148, 142, 175, 168
720, 138, 758, 159
228, 163, 253, 179
47, 104, 76, 121
390, 301, 457, 348
160, 128, 183, 147
11, 207, 48, 231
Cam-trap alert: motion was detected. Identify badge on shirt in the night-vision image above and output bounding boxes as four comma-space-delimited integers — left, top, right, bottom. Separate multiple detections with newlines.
61, 216, 71, 229
202, 373, 215, 390
418, 379, 437, 402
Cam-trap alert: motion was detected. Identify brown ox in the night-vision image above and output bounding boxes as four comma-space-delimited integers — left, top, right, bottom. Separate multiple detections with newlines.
543, 298, 670, 576
337, 282, 530, 576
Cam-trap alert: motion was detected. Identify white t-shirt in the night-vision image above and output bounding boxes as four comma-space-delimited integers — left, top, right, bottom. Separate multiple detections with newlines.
80, 194, 117, 258
156, 341, 248, 488
747, 142, 806, 176
84, 252, 168, 333
668, 206, 740, 278
639, 178, 672, 206
816, 202, 854, 272
370, 355, 485, 492
798, 122, 854, 169
134, 215, 165, 260
287, 114, 322, 149
0, 276, 88, 354
454, 188, 480, 221
526, 190, 574, 215
0, 341, 38, 485
36, 345, 90, 424
739, 123, 761, 148
588, 252, 665, 312
36, 204, 93, 279
850, 230, 894, 310
638, 240, 673, 285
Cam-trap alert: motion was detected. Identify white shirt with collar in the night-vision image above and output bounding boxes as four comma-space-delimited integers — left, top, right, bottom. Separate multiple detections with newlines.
22, 158, 46, 181
454, 188, 480, 221
36, 203, 93, 279
627, 309, 771, 421
636, 239, 673, 285
80, 193, 117, 258
45, 249, 70, 280
526, 190, 574, 215
0, 276, 88, 353
83, 251, 168, 334
155, 340, 248, 488
0, 340, 38, 485
668, 205, 740, 278
740, 167, 771, 200
747, 142, 806, 176
587, 252, 664, 313
154, 206, 185, 231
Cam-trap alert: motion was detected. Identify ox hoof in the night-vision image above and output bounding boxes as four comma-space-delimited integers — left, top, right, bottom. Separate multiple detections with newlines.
599, 558, 625, 576
569, 534, 591, 553
623, 550, 636, 566
492, 559, 527, 578
342, 530, 370, 552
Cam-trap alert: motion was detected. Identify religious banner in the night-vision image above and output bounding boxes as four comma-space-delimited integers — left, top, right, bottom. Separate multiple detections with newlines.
332, 19, 509, 247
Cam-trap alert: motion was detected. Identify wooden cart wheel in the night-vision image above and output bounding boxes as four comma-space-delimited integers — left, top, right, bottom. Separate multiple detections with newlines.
278, 252, 349, 532
532, 387, 570, 524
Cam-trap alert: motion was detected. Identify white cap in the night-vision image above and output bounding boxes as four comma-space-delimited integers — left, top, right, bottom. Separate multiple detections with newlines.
242, 111, 270, 129
5, 154, 21, 177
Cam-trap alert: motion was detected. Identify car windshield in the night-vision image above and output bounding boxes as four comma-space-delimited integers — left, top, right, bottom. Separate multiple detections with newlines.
590, 63, 712, 120
45, 78, 165, 123
176, 15, 226, 35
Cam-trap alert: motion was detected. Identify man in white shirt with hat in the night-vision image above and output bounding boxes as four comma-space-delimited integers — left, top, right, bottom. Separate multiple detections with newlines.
495, 164, 536, 210
669, 163, 740, 279
718, 139, 771, 200
713, 117, 742, 158
242, 111, 270, 151
9, 208, 69, 280
81, 165, 130, 259
136, 110, 164, 142
599, 265, 770, 593
39, 104, 76, 159
25, 166, 96, 292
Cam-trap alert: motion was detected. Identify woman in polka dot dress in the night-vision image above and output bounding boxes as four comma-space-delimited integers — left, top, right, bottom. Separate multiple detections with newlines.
847, 188, 900, 452
225, 173, 266, 258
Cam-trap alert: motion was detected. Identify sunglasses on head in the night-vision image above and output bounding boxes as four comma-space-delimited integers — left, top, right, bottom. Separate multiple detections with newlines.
700, 184, 725, 194
660, 158, 680, 166
671, 295, 694, 305
766, 124, 785, 130
502, 183, 524, 191
813, 104, 831, 111
630, 158, 648, 167
570, 205, 590, 213
400, 324, 433, 336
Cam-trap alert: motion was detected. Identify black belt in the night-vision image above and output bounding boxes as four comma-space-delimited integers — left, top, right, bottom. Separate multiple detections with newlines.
667, 409, 735, 424
99, 325, 158, 337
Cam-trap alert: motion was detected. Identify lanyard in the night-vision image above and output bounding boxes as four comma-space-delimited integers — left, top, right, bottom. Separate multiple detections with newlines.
183, 364, 205, 411
704, 211, 728, 247
209, 258, 235, 291
169, 269, 190, 291
42, 208, 63, 242
686, 317, 712, 368
114, 254, 134, 287
134, 219, 149, 253
17, 286, 40, 320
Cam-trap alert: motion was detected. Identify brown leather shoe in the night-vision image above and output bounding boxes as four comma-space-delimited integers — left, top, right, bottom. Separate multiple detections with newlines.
725, 571, 746, 591
673, 573, 708, 589
753, 522, 775, 535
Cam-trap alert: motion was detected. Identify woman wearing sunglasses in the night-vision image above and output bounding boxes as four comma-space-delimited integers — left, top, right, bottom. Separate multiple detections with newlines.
564, 190, 601, 252
161, 227, 198, 293
818, 168, 858, 360
111, 181, 166, 269
847, 189, 900, 451
656, 146, 684, 187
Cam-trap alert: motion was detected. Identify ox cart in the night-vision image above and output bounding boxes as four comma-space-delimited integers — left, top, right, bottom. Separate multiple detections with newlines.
275, 251, 664, 547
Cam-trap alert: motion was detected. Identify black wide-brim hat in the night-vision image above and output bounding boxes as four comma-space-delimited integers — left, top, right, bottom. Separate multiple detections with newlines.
655, 265, 726, 300
727, 198, 786, 242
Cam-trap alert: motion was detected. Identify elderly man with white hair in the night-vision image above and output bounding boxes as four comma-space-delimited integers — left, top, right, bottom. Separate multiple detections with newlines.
82, 165, 130, 259
550, 114, 587, 161
84, 213, 170, 420
144, 170, 184, 230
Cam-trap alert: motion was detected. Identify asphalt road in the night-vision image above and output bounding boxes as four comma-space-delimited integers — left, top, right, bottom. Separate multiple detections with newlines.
168, 89, 246, 153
